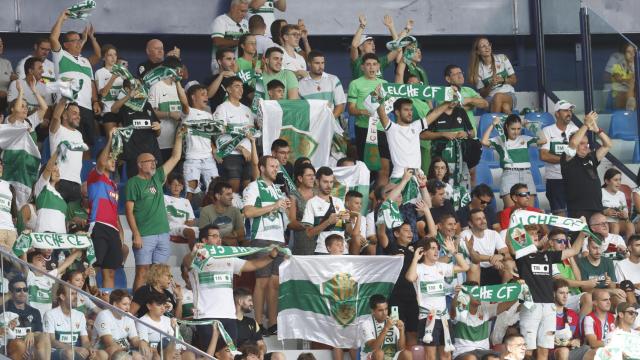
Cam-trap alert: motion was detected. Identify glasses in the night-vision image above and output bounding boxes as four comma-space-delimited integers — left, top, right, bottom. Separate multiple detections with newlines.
479, 199, 491, 205
625, 310, 638, 316
13, 287, 27, 293
140, 159, 157, 165
516, 192, 530, 197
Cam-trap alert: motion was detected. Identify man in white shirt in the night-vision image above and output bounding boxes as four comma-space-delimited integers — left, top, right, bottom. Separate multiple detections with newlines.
539, 100, 580, 216
359, 294, 410, 360
460, 209, 515, 285
298, 50, 346, 119
582, 212, 626, 257
15, 38, 56, 82
49, 9, 101, 149
279, 24, 308, 78
8, 57, 53, 114
210, 0, 249, 75
615, 235, 640, 301
49, 98, 84, 203
302, 166, 352, 254
248, 0, 286, 38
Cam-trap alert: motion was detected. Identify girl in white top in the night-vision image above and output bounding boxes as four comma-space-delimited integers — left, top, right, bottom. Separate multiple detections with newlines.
468, 37, 517, 114
136, 293, 177, 359
94, 44, 123, 134
601, 168, 634, 236
164, 173, 198, 247
481, 114, 546, 208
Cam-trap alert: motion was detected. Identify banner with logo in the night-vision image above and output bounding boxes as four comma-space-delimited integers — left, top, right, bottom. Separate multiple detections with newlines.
190, 244, 291, 272
595, 331, 640, 360
260, 99, 335, 168
508, 210, 600, 259
278, 255, 403, 347
462, 283, 524, 303
0, 126, 41, 209
13, 232, 96, 265
331, 161, 370, 215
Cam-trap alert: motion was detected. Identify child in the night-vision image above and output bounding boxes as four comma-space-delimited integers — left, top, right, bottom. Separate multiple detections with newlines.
481, 114, 547, 208
344, 190, 369, 255
267, 80, 285, 101
61, 270, 100, 317
136, 292, 177, 360
164, 172, 198, 248
94, 44, 123, 134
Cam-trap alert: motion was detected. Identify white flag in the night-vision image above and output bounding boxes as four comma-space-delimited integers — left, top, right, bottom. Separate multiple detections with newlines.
277, 255, 403, 348
331, 160, 370, 214
0, 126, 41, 208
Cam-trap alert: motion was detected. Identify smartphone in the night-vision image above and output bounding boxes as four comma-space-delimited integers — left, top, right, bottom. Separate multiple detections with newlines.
390, 306, 399, 322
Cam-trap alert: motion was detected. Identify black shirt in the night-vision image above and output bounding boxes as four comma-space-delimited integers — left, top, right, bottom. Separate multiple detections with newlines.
118, 102, 162, 163
560, 151, 603, 212
429, 200, 457, 224
515, 250, 562, 303
5, 300, 43, 334
137, 60, 162, 78
132, 285, 177, 318
236, 316, 262, 347
426, 106, 473, 156
456, 205, 499, 229
383, 242, 417, 300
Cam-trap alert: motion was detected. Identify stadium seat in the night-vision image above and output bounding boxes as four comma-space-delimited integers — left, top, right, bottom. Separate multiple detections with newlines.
633, 141, 640, 163
528, 146, 543, 168
478, 113, 505, 139
620, 184, 633, 211
92, 136, 107, 160
608, 110, 638, 140
81, 160, 96, 182
475, 163, 498, 192
481, 148, 500, 168
531, 165, 545, 193
41, 137, 51, 165
524, 112, 555, 128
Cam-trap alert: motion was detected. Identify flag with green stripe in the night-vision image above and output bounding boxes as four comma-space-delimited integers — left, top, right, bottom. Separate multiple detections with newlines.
260, 99, 335, 167
0, 126, 41, 208
331, 161, 370, 215
277, 255, 403, 347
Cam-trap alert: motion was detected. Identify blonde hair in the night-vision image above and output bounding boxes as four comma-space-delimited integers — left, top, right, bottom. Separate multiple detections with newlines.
468, 37, 496, 87
146, 264, 171, 288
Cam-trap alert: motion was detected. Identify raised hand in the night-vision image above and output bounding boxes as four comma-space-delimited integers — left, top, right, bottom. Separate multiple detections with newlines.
358, 14, 367, 27
383, 15, 394, 28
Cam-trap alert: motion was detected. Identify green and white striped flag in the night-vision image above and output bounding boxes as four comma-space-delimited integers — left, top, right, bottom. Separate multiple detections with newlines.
0, 126, 41, 208
278, 255, 403, 347
331, 160, 370, 215
260, 99, 335, 167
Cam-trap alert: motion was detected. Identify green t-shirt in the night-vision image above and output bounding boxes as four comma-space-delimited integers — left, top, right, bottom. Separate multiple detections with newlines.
347, 76, 387, 129
351, 55, 391, 79
553, 262, 581, 295
577, 257, 617, 289
125, 167, 170, 236
261, 69, 299, 99
460, 86, 482, 132
236, 58, 262, 88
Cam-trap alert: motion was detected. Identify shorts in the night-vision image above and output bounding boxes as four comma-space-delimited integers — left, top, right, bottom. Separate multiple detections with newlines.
500, 168, 536, 197
183, 157, 219, 193
252, 239, 285, 278
546, 179, 567, 213
100, 112, 121, 124
52, 348, 86, 360
418, 318, 453, 346
221, 154, 252, 180
0, 229, 17, 249
133, 233, 170, 265
454, 349, 499, 360
195, 318, 237, 352
90, 222, 123, 269
480, 266, 502, 286
57, 179, 81, 203
388, 296, 419, 332
486, 92, 517, 108
519, 302, 555, 350
354, 126, 390, 161
78, 105, 96, 146
169, 224, 199, 238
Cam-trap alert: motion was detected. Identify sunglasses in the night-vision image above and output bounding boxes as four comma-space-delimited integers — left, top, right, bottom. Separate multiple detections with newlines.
516, 192, 530, 198
13, 287, 27, 293
552, 238, 567, 244
479, 199, 491, 205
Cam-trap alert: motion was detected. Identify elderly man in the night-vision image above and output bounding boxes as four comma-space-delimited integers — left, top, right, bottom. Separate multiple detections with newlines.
137, 39, 185, 78
210, 0, 250, 75
125, 126, 184, 290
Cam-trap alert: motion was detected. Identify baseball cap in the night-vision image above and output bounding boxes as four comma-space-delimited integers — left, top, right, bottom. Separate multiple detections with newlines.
615, 301, 638, 315
359, 35, 374, 47
554, 100, 576, 113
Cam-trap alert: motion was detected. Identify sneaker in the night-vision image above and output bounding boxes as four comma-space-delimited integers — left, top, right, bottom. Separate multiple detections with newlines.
267, 324, 278, 336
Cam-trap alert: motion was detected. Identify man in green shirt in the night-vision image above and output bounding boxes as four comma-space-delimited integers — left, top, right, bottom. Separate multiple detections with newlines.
577, 236, 627, 306
349, 14, 407, 79
443, 64, 488, 134
261, 47, 299, 100
125, 126, 185, 291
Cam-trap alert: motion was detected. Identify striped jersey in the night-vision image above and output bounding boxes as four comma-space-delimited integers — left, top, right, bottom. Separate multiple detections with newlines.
489, 134, 537, 169
87, 168, 118, 230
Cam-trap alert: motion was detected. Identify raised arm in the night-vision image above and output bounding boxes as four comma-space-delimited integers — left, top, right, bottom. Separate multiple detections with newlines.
373, 86, 390, 129
97, 128, 114, 172
49, 10, 68, 52
161, 126, 185, 175
28, 78, 49, 121
350, 15, 367, 61
176, 80, 190, 115
388, 169, 412, 205
481, 116, 500, 147
561, 231, 586, 260
85, 24, 102, 66
405, 247, 423, 283
586, 112, 612, 161
50, 98, 68, 134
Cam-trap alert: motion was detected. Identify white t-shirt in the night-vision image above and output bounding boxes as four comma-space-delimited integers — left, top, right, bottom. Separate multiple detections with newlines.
298, 72, 347, 110
164, 195, 195, 228
489, 134, 537, 169
189, 257, 245, 319
52, 49, 93, 109
5, 111, 42, 134
541, 123, 579, 180
359, 315, 401, 360
366, 211, 376, 239
148, 80, 181, 149
384, 119, 428, 178
34, 175, 67, 234
49, 125, 84, 184
95, 67, 123, 113
0, 180, 15, 231
475, 54, 515, 96
615, 259, 640, 296
27, 268, 59, 318
210, 14, 249, 74
459, 229, 507, 268
182, 107, 215, 160
212, 101, 255, 155
242, 179, 287, 242
452, 303, 498, 357
281, 47, 307, 73
7, 79, 53, 112
601, 189, 628, 222
581, 232, 626, 253
43, 306, 88, 346
16, 56, 55, 81
93, 309, 138, 349
414, 262, 454, 317
255, 34, 277, 57
302, 195, 348, 254
136, 314, 174, 348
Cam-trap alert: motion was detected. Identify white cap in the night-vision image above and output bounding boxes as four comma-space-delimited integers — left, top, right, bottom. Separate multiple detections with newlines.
358, 35, 374, 47
184, 80, 200, 93
554, 100, 575, 113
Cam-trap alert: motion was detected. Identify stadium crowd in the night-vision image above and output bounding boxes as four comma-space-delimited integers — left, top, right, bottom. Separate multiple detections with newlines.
0, 0, 639, 360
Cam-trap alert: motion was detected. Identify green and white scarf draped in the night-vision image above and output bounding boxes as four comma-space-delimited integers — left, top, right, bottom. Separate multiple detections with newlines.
67, 0, 97, 19
184, 119, 225, 139
110, 64, 135, 82
110, 126, 135, 160
46, 78, 82, 101
57, 141, 88, 161
277, 165, 300, 198
190, 244, 291, 272
143, 66, 182, 89
377, 199, 403, 230
13, 232, 96, 265
386, 36, 417, 51
215, 127, 261, 159
457, 283, 533, 314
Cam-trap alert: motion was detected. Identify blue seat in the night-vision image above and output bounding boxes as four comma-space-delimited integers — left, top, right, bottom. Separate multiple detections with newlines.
478, 113, 505, 140
608, 110, 638, 140
633, 141, 640, 163
528, 147, 543, 168
92, 136, 107, 160
475, 163, 498, 192
480, 148, 500, 168
41, 137, 51, 165
524, 112, 555, 128
531, 165, 545, 193
80, 160, 96, 182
